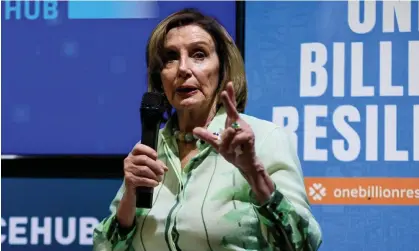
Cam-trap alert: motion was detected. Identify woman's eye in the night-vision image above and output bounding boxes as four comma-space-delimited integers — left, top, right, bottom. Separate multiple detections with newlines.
192, 51, 205, 59
165, 51, 178, 62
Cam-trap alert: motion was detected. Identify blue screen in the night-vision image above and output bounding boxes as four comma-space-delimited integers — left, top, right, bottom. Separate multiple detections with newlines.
2, 0, 237, 155
244, 1, 419, 251
1, 178, 122, 250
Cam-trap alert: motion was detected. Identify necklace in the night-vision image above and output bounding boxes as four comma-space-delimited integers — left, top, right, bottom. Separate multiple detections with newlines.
172, 128, 198, 143
172, 110, 218, 143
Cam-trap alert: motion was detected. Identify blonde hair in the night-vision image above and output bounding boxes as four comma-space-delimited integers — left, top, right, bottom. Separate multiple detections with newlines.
145, 8, 247, 115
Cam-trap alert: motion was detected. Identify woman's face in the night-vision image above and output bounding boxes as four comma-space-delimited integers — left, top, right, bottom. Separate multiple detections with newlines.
160, 24, 220, 112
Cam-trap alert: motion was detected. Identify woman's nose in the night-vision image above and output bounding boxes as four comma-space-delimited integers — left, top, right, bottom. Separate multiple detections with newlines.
178, 56, 192, 79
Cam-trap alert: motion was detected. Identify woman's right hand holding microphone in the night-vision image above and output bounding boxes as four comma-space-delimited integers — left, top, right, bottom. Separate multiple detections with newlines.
124, 143, 168, 193
117, 143, 168, 228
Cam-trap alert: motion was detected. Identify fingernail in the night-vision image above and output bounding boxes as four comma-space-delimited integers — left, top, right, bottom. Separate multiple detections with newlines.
212, 133, 220, 141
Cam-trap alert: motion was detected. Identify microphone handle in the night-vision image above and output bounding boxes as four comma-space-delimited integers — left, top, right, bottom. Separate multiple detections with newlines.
136, 120, 160, 209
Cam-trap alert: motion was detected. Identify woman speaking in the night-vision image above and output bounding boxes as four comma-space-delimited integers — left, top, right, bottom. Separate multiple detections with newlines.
93, 8, 322, 251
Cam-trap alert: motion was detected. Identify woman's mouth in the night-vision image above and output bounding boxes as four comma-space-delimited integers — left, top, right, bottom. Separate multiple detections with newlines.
176, 87, 199, 96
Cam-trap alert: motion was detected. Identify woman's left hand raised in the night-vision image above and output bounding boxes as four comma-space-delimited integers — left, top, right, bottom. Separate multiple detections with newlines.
193, 82, 264, 176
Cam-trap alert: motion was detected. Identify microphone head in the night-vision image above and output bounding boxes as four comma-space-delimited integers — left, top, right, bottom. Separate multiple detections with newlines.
140, 92, 166, 112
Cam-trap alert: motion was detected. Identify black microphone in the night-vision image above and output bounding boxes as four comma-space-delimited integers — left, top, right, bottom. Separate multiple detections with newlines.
136, 92, 166, 209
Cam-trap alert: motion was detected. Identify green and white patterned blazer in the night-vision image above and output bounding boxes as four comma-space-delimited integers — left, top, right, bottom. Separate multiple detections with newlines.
93, 107, 322, 251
